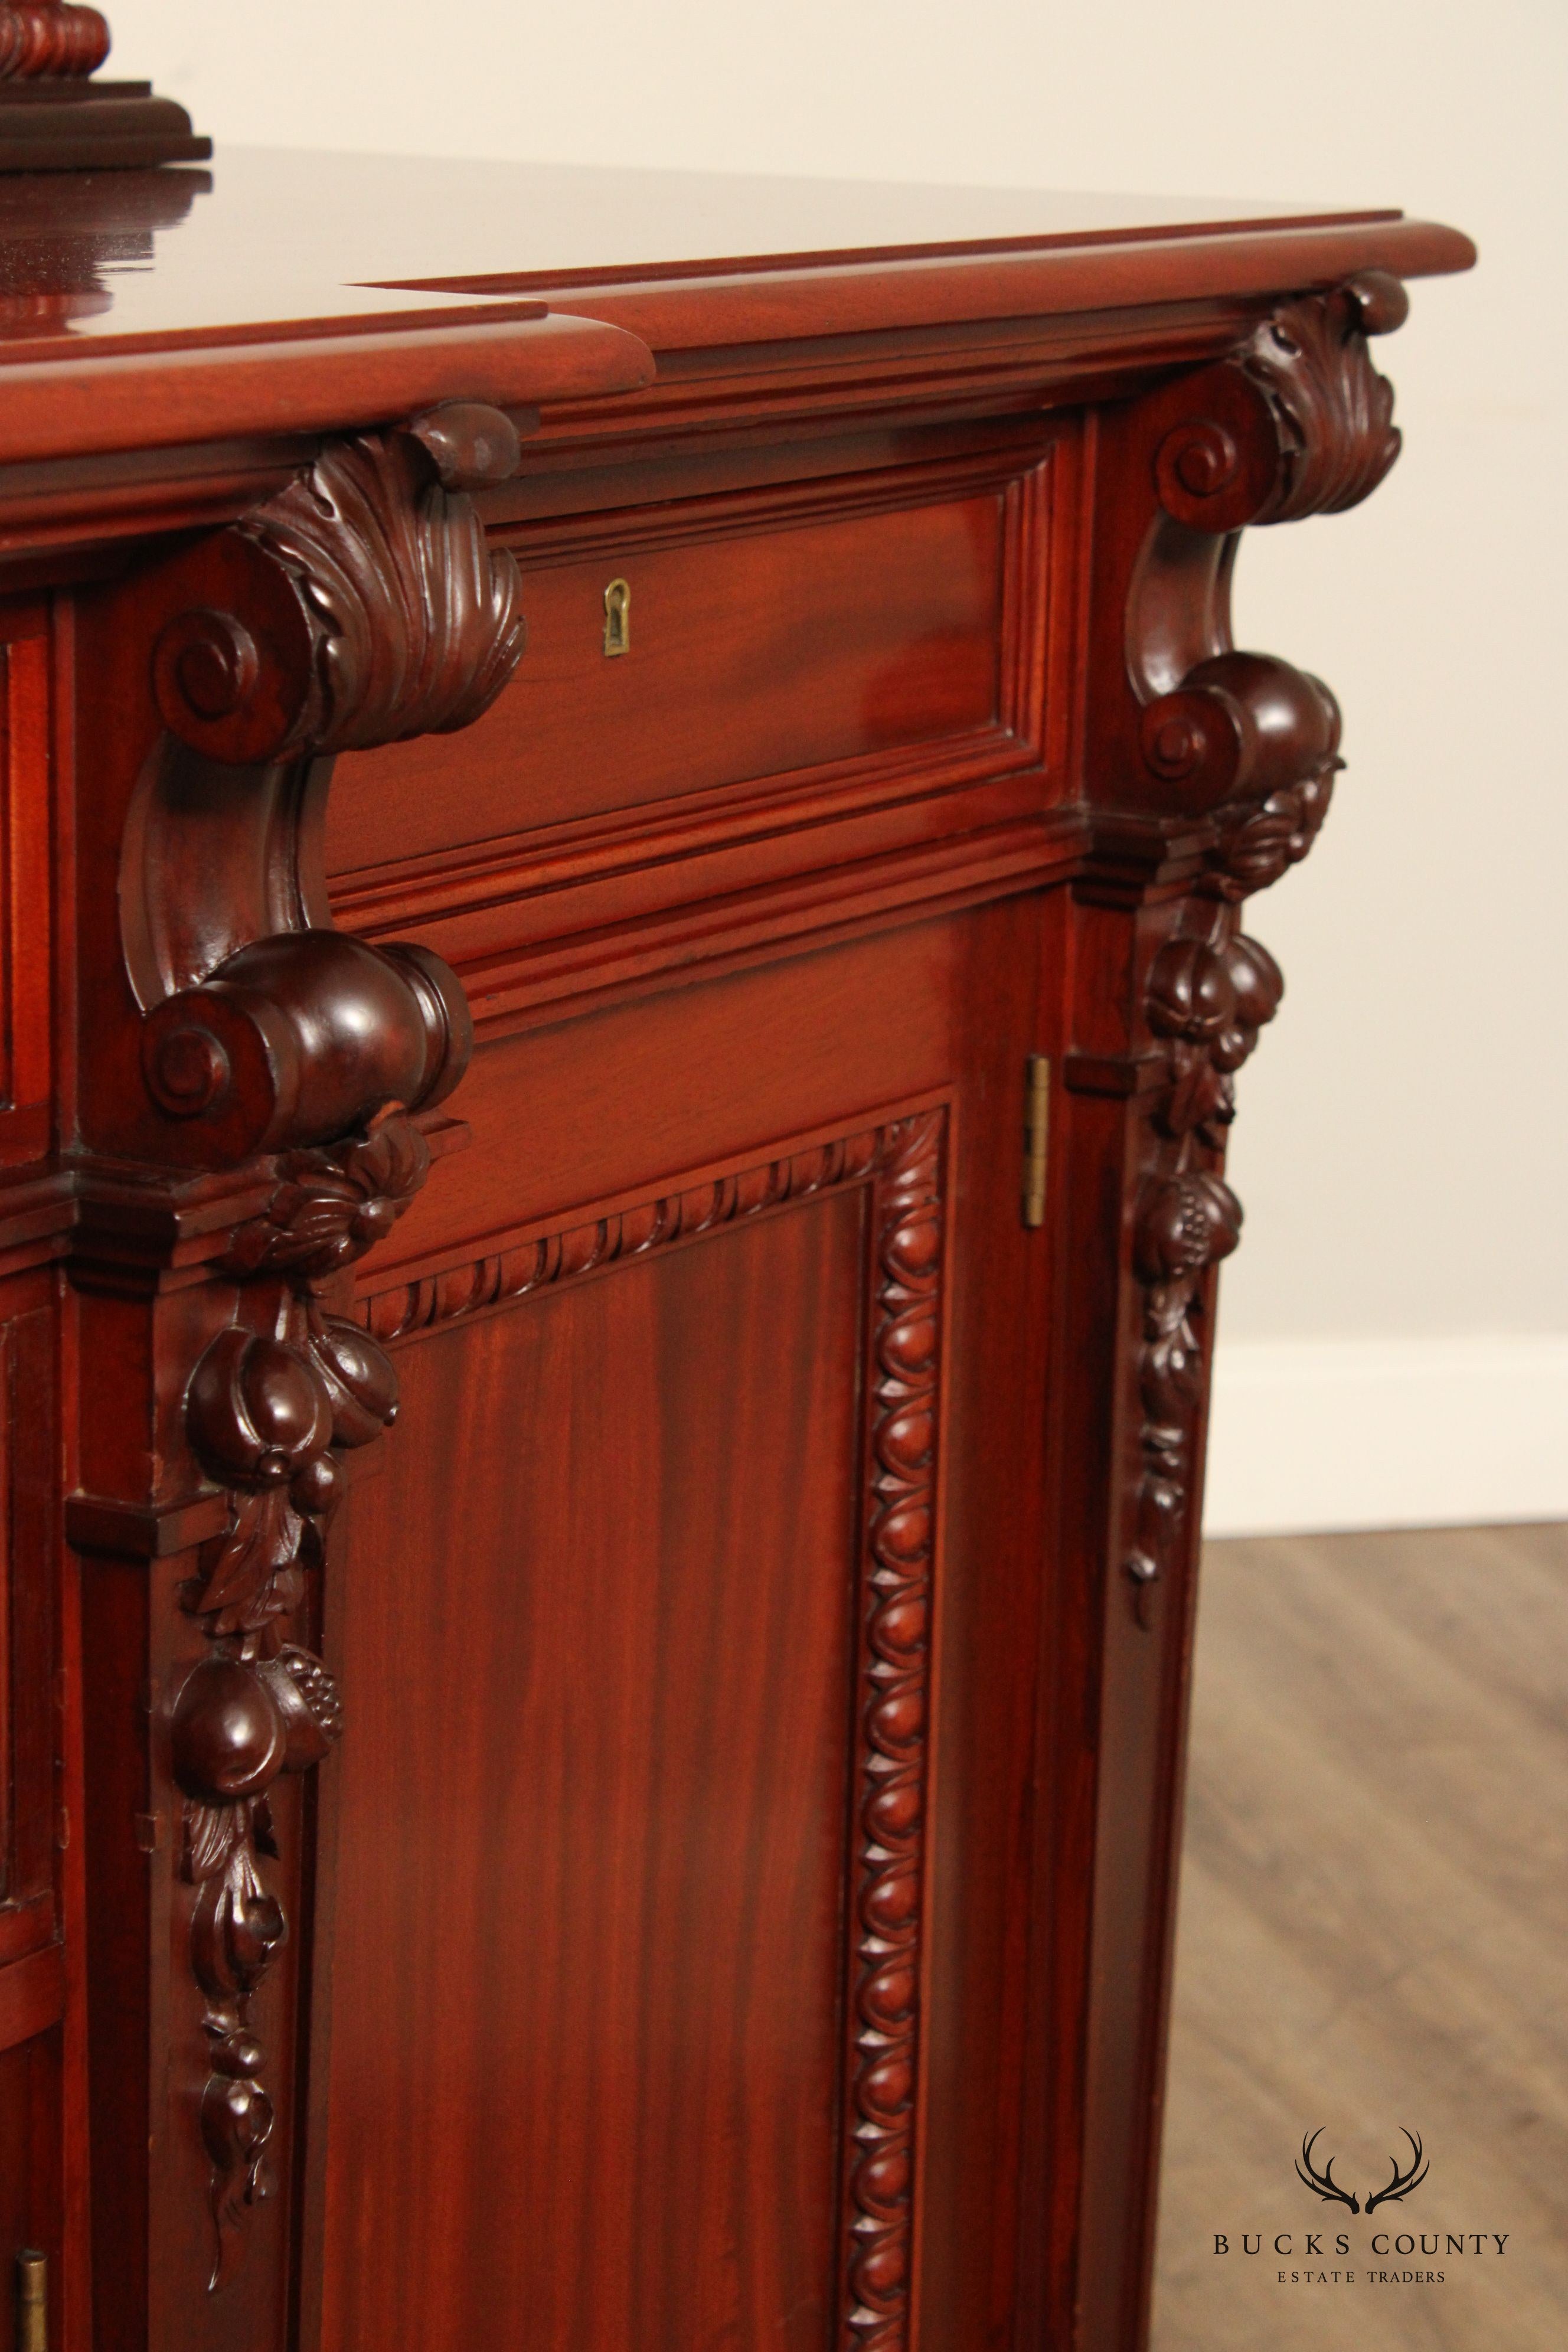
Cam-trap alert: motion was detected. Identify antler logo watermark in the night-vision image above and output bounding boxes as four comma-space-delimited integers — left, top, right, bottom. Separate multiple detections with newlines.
1208, 2129, 1510, 2288
1295, 2127, 1428, 2214
1295, 2129, 1361, 2212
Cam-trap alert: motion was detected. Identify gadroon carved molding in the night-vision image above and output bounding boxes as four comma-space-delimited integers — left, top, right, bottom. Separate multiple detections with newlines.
1105, 277, 1408, 1616
844, 1107, 943, 2352
142, 407, 525, 2286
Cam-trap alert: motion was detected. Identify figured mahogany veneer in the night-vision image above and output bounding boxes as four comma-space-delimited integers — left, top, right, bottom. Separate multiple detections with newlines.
0, 146, 1472, 2352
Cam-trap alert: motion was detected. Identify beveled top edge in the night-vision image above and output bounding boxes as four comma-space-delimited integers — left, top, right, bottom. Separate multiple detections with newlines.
526, 215, 1477, 353
370, 205, 1409, 298
0, 148, 1474, 488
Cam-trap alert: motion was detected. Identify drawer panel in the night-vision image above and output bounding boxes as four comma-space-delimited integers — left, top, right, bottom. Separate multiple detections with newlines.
325, 486, 1006, 873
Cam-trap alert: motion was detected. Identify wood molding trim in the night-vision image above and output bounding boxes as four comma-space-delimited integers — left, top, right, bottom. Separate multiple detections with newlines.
842, 1108, 943, 2352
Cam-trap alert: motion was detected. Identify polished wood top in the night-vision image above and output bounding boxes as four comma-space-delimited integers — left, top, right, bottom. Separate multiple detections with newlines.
0, 147, 1474, 470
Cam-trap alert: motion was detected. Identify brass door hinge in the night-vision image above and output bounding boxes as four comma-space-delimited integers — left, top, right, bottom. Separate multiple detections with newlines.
1022, 1053, 1050, 1228
16, 2249, 46, 2352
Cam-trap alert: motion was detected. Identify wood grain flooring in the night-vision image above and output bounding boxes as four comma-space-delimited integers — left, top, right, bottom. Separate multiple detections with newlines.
1149, 1523, 1568, 2352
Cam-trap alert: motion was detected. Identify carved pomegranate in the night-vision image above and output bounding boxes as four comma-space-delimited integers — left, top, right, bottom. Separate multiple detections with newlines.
171, 1657, 287, 1804
310, 1315, 400, 1448
187, 1328, 331, 1489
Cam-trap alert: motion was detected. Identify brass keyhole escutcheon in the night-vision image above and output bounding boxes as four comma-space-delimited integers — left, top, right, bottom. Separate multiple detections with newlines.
603, 577, 630, 657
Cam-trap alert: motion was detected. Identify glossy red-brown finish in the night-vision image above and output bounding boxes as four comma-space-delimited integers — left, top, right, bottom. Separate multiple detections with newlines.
0, 144, 1471, 2352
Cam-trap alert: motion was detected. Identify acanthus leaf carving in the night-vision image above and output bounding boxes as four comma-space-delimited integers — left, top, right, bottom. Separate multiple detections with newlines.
223, 1102, 433, 1280
1150, 269, 1408, 540
1240, 270, 1409, 524
129, 413, 508, 1174
153, 412, 525, 767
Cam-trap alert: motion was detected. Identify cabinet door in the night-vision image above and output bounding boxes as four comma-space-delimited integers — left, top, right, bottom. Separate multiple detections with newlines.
0, 1286, 75, 2352
302, 900, 1056, 2351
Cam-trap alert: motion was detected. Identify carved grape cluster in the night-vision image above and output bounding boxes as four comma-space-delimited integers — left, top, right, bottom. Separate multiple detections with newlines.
1125, 919, 1277, 1619
1146, 930, 1283, 1146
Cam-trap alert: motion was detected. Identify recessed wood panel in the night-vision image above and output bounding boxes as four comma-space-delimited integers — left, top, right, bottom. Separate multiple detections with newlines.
0, 606, 52, 1169
325, 489, 1004, 874
318, 1187, 872, 2351
0, 1306, 56, 1961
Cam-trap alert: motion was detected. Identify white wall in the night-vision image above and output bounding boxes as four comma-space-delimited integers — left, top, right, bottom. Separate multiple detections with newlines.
106, 1, 1568, 1530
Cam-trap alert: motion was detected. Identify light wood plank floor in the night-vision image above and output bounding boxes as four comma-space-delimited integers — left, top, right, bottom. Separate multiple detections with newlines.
1150, 1523, 1568, 2352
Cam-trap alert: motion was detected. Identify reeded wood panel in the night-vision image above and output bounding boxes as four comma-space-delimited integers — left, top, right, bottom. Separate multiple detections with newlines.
315, 1115, 945, 2352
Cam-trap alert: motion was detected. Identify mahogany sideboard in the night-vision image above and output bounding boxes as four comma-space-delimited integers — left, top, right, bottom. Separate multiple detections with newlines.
0, 143, 1472, 2352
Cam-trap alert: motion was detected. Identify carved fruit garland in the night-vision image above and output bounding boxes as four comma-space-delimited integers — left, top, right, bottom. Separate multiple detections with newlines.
1122, 773, 1334, 1621
171, 1112, 430, 2285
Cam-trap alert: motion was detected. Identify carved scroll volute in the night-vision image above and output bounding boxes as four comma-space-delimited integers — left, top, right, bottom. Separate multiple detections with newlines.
1118, 269, 1407, 828
124, 404, 522, 1170
1084, 273, 1412, 1620
133, 403, 525, 2288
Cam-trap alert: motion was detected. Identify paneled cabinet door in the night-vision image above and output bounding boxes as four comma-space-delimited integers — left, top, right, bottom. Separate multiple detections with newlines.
293, 896, 1057, 2352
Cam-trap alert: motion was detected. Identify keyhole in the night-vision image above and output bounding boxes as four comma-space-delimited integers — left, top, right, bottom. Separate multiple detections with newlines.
603, 577, 630, 657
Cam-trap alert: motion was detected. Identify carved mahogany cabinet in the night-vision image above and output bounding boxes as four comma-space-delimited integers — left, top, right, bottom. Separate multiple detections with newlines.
0, 145, 1471, 2352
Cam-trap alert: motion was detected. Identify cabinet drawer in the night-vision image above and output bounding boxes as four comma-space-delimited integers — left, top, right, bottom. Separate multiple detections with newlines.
325, 482, 1010, 876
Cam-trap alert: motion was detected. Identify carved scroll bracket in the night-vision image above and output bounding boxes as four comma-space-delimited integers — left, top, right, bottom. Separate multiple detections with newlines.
1094, 274, 1410, 1619
117, 403, 527, 2286
120, 403, 522, 1170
